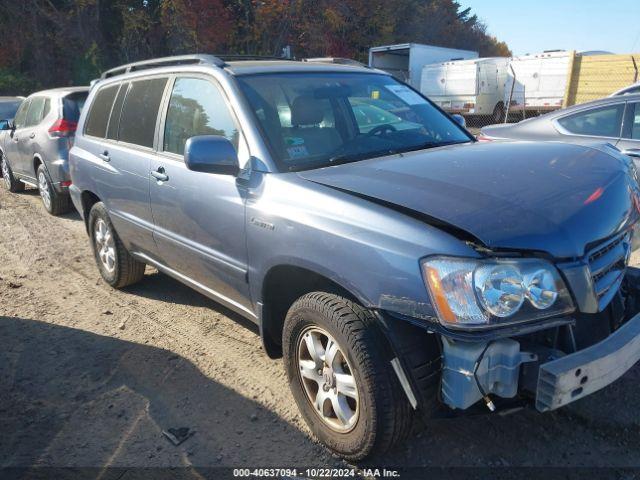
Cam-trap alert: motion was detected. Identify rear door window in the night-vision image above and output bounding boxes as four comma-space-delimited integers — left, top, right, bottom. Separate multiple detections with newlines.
118, 77, 168, 148
557, 104, 624, 138
84, 85, 119, 138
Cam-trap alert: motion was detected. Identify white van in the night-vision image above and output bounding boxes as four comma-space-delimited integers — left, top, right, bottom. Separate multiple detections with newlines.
504, 51, 571, 114
369, 43, 478, 89
421, 57, 510, 122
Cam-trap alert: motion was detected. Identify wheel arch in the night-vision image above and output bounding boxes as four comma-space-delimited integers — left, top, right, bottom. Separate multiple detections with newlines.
33, 153, 44, 176
259, 264, 366, 358
80, 190, 101, 233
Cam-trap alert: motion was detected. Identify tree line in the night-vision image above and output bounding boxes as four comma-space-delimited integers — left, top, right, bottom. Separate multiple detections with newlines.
0, 0, 510, 95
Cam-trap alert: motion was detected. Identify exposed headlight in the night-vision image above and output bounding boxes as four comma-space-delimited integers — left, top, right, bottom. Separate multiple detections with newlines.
422, 257, 574, 329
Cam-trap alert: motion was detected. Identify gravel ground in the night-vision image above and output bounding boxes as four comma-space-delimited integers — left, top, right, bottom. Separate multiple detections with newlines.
1, 186, 640, 476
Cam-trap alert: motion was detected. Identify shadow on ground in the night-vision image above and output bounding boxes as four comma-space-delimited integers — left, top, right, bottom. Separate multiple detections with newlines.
0, 316, 319, 476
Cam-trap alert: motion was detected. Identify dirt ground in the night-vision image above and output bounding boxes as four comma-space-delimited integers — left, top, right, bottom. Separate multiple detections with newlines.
1, 186, 640, 477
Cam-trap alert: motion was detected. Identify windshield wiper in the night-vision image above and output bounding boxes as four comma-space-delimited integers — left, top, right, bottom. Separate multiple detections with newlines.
327, 149, 398, 166
393, 140, 468, 155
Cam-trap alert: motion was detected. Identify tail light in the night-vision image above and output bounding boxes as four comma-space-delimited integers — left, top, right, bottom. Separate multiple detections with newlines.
463, 103, 475, 109
476, 133, 493, 142
48, 119, 77, 138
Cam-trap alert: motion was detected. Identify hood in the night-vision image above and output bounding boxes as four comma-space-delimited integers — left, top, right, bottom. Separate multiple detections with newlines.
298, 141, 640, 259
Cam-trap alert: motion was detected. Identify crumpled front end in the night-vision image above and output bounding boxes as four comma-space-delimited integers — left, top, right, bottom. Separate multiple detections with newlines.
436, 247, 640, 414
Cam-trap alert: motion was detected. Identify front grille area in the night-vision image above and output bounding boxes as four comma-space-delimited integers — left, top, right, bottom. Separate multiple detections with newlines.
588, 230, 632, 311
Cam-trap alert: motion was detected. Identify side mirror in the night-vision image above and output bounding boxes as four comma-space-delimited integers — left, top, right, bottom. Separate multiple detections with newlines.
451, 114, 466, 128
184, 135, 239, 176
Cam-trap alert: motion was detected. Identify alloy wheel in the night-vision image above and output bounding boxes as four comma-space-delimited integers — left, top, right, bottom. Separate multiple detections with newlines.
94, 218, 116, 273
2, 158, 10, 189
38, 170, 51, 210
297, 327, 359, 432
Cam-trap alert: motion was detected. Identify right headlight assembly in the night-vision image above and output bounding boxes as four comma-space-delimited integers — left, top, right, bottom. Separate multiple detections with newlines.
421, 256, 575, 329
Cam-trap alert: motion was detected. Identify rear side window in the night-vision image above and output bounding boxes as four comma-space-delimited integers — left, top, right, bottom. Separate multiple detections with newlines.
557, 104, 624, 138
118, 78, 167, 148
63, 92, 88, 122
25, 97, 46, 127
85, 85, 118, 138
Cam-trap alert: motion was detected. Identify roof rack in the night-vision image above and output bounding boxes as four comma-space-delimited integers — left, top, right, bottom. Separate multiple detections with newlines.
303, 57, 367, 67
216, 54, 290, 62
101, 54, 225, 79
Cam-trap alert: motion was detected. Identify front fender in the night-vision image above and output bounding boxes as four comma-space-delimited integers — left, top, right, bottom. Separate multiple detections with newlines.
246, 172, 480, 322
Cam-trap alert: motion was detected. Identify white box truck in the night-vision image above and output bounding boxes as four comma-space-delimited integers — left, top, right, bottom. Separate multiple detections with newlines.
368, 43, 478, 89
420, 57, 510, 122
504, 50, 572, 115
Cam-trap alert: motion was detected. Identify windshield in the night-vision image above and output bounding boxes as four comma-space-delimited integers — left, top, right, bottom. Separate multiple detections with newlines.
0, 100, 22, 120
236, 72, 472, 171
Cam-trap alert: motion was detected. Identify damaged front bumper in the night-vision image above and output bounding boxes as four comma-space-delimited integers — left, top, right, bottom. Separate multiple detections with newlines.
437, 267, 640, 413
383, 267, 640, 415
535, 312, 640, 411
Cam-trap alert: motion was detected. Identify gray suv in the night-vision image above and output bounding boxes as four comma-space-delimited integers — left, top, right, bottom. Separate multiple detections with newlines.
1, 87, 88, 215
69, 55, 640, 460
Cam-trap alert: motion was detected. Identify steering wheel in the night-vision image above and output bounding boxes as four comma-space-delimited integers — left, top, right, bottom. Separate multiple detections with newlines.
367, 124, 397, 137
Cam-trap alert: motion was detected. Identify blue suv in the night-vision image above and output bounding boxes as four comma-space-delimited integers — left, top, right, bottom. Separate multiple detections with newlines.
69, 55, 640, 460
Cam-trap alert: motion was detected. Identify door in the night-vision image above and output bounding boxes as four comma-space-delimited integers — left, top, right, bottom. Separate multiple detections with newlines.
17, 97, 47, 178
4, 98, 29, 173
618, 101, 640, 167
83, 79, 166, 256
150, 76, 252, 314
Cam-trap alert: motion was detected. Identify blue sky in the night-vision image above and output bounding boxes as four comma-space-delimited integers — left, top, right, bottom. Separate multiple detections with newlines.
461, 0, 640, 55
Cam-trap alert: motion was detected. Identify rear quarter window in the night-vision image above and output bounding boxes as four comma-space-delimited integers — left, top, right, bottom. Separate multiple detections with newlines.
63, 92, 88, 123
84, 85, 119, 138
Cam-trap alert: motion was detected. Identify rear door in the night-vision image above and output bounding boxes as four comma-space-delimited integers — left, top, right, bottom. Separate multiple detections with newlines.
82, 78, 167, 256
149, 75, 252, 314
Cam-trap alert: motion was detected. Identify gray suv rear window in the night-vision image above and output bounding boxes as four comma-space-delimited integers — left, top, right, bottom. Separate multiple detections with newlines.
85, 85, 119, 138
118, 78, 167, 148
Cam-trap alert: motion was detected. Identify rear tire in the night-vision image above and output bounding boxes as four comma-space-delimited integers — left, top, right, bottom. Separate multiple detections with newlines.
1, 155, 25, 193
37, 164, 71, 216
283, 292, 412, 460
88, 202, 146, 288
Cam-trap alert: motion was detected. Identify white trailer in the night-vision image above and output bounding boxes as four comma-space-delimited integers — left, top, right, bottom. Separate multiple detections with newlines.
504, 50, 572, 114
368, 43, 478, 89
420, 57, 510, 121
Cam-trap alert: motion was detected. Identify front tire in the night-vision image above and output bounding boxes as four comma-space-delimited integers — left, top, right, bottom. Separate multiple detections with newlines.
37, 164, 71, 215
88, 202, 146, 288
283, 292, 412, 460
1, 155, 25, 193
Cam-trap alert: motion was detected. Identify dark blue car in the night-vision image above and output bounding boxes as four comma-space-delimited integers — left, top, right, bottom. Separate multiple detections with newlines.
66, 55, 640, 460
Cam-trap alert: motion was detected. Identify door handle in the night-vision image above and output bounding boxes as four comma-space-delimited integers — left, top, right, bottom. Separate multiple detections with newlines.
29, 133, 35, 139
99, 151, 110, 162
151, 166, 168, 182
